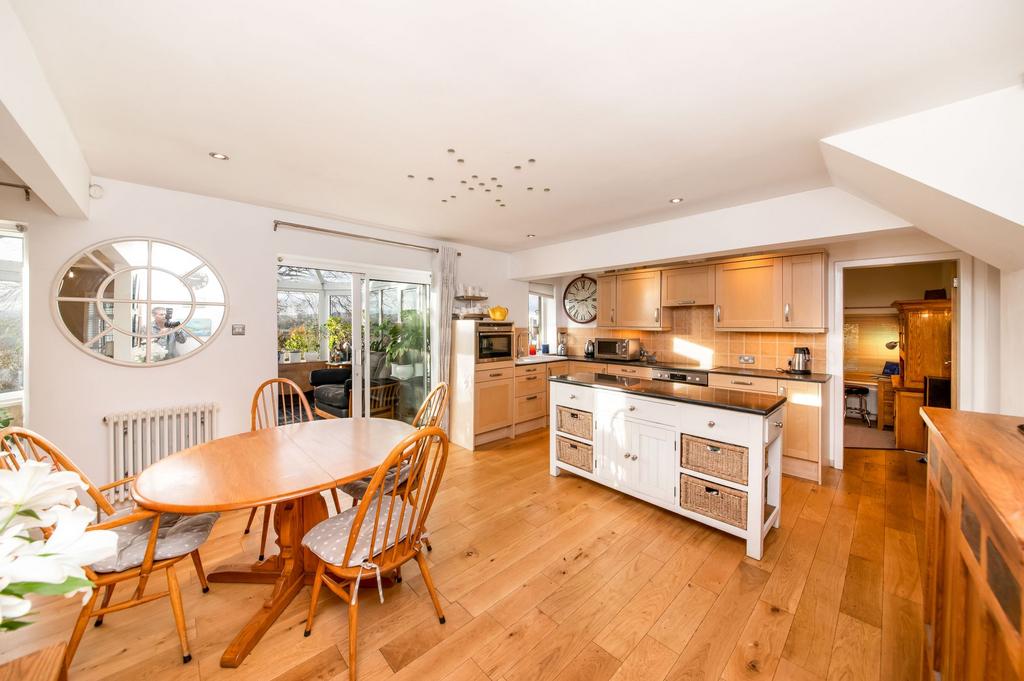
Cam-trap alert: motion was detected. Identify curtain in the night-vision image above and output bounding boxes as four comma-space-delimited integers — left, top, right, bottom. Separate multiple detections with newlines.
436, 246, 458, 429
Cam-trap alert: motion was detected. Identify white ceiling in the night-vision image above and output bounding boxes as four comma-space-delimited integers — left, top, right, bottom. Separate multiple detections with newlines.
12, 0, 1024, 251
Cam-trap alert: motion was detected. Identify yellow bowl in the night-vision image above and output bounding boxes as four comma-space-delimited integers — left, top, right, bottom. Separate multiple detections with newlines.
488, 306, 508, 321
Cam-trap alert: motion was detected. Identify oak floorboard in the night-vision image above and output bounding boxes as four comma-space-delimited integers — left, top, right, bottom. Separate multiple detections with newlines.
0, 442, 922, 681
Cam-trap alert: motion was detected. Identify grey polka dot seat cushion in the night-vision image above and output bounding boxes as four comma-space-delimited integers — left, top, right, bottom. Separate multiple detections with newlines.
302, 498, 419, 567
90, 509, 220, 573
338, 463, 409, 502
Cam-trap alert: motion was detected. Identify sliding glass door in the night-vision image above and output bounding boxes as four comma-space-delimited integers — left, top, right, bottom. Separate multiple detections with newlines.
276, 263, 430, 424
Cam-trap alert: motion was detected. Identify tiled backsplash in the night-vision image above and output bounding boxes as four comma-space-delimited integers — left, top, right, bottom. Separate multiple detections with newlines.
564, 306, 826, 370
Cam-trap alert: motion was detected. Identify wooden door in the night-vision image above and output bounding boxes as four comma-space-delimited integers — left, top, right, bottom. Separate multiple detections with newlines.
628, 419, 676, 503
894, 389, 926, 452
615, 271, 663, 328
474, 378, 513, 434
902, 303, 952, 389
714, 258, 783, 329
782, 253, 825, 329
596, 275, 617, 327
661, 265, 714, 307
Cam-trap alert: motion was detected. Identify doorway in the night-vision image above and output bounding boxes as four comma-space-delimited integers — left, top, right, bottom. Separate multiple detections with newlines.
840, 260, 957, 453
275, 262, 430, 424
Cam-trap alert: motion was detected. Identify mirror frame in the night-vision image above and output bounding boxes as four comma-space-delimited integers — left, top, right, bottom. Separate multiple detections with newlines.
51, 237, 229, 367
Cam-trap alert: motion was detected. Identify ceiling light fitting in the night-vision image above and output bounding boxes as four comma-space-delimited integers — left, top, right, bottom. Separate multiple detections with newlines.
209, 152, 229, 160
669, 197, 684, 204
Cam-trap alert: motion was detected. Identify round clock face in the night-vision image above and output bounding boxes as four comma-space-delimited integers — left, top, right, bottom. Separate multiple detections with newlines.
563, 275, 598, 323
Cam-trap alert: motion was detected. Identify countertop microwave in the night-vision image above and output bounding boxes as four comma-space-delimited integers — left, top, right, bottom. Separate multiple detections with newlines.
594, 338, 642, 361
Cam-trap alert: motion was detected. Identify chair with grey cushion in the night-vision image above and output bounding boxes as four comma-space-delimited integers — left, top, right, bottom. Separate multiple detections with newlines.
0, 427, 217, 669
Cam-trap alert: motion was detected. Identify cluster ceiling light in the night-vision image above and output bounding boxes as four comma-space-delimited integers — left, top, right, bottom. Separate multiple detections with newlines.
407, 149, 553, 207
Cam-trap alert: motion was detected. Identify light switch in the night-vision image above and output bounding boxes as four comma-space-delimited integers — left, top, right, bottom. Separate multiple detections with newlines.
231, 324, 246, 336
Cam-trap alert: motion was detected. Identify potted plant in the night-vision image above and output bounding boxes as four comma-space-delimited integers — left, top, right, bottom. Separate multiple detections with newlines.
325, 317, 352, 363
369, 320, 398, 378
387, 310, 425, 379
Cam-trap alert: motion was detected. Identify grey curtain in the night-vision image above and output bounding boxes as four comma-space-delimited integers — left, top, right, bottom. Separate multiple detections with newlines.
436, 246, 457, 429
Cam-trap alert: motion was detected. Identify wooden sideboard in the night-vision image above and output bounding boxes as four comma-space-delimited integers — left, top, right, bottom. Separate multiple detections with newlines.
277, 360, 328, 393
922, 407, 1024, 678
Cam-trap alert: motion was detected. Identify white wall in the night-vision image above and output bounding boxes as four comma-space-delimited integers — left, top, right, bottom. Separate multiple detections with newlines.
0, 177, 524, 484
1001, 269, 1024, 415
509, 187, 911, 280
843, 261, 956, 309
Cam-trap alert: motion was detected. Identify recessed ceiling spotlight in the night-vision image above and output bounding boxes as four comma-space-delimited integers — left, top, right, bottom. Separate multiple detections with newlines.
495, 199, 501, 203
543, 188, 551, 192
450, 194, 456, 198
441, 199, 447, 203
527, 187, 534, 191
669, 197, 684, 204
527, 233, 536, 238
499, 204, 506, 207
490, 177, 497, 181
209, 152, 229, 160
485, 189, 491, 192
427, 176, 434, 181
471, 175, 478, 179
447, 148, 455, 154
460, 180, 467, 184
407, 174, 415, 178
457, 158, 465, 164
496, 184, 503, 188
513, 165, 522, 170
478, 182, 484, 186
528, 159, 536, 164
468, 187, 475, 191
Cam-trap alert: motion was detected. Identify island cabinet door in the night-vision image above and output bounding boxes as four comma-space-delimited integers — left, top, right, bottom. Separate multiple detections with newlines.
629, 420, 677, 503
601, 412, 634, 490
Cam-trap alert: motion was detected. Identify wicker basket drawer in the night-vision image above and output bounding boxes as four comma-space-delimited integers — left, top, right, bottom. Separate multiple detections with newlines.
555, 436, 593, 473
680, 434, 748, 485
556, 406, 593, 440
680, 474, 747, 529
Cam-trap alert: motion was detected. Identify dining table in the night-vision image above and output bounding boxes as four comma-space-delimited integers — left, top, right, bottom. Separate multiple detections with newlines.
132, 417, 415, 668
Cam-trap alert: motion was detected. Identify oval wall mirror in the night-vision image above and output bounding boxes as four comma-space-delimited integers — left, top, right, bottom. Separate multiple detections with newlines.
53, 238, 228, 365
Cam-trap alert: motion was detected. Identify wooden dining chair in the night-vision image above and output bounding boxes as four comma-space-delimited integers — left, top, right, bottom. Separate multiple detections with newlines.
246, 378, 343, 560
301, 426, 450, 681
0, 427, 217, 669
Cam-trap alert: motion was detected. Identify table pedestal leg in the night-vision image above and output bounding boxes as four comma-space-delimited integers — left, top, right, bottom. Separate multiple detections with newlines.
207, 493, 327, 668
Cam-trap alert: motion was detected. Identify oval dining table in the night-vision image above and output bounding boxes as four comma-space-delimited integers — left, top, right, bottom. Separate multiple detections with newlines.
132, 417, 415, 668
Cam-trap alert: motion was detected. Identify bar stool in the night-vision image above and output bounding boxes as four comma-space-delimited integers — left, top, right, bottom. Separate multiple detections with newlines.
844, 385, 871, 426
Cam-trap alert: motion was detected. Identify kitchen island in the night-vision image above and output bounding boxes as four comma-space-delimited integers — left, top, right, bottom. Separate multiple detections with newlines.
548, 371, 786, 559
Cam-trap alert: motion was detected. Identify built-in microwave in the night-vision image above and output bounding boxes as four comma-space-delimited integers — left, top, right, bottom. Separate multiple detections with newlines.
594, 337, 642, 361
476, 322, 515, 363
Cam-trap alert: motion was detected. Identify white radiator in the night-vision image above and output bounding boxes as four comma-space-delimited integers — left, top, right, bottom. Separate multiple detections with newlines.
103, 404, 218, 502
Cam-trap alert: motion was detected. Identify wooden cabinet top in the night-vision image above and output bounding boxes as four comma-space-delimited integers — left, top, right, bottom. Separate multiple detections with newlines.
922, 407, 1024, 549
891, 299, 952, 311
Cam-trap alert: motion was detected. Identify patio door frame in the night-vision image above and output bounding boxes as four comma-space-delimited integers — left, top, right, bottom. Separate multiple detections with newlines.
277, 254, 432, 418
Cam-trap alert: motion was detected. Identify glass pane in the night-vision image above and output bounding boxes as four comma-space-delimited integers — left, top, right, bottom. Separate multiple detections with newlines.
185, 266, 223, 303
277, 291, 320, 357
0, 236, 23, 264
151, 304, 191, 336
101, 268, 148, 300
57, 255, 108, 298
0, 278, 23, 393
100, 301, 148, 337
276, 265, 319, 284
150, 270, 191, 302
57, 300, 96, 342
367, 280, 430, 424
183, 305, 224, 339
92, 240, 148, 269
89, 330, 149, 363
151, 242, 201, 275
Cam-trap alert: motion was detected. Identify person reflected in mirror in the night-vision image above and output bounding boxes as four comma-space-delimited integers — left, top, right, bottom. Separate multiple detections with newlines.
152, 306, 187, 358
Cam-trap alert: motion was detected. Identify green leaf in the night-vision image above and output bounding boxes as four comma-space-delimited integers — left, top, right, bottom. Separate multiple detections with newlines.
1, 576, 94, 597
0, 619, 32, 630
17, 508, 40, 520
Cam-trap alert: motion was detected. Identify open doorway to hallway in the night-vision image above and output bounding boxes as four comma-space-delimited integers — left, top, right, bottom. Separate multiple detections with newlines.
842, 260, 955, 452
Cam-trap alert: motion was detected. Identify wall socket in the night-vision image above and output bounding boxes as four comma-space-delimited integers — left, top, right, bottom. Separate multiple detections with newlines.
738, 355, 755, 365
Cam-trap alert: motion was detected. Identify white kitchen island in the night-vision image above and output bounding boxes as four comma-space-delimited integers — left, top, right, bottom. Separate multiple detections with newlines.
549, 372, 786, 559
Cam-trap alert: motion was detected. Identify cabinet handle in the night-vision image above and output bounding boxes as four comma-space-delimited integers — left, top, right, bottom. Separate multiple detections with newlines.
631, 454, 638, 461
569, 394, 577, 399
773, 420, 783, 428
677, 299, 695, 305
731, 380, 753, 386
568, 442, 578, 450
623, 452, 630, 459
628, 405, 636, 412
707, 420, 716, 427
526, 376, 538, 381
704, 486, 720, 496
569, 412, 579, 419
611, 309, 615, 323
784, 303, 791, 323
526, 395, 538, 401
706, 445, 722, 453
654, 308, 660, 323
489, 372, 502, 377
715, 305, 721, 323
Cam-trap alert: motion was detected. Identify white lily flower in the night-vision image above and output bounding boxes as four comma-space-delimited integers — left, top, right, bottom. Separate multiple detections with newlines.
0, 592, 31, 622
0, 461, 85, 528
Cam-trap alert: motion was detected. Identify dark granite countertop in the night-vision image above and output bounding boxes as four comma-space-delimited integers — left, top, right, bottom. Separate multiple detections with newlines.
709, 366, 832, 384
563, 355, 704, 372
549, 372, 786, 416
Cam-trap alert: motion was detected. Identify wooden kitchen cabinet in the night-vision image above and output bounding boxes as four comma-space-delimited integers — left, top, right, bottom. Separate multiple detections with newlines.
661, 265, 714, 307
894, 299, 952, 390
474, 378, 513, 434
779, 380, 828, 483
714, 258, 783, 329
782, 253, 826, 330
895, 388, 926, 452
596, 275, 617, 327
612, 271, 664, 328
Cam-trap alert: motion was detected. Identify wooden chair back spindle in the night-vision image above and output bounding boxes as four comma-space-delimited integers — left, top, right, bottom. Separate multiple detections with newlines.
341, 426, 448, 570
411, 382, 449, 429
250, 378, 313, 431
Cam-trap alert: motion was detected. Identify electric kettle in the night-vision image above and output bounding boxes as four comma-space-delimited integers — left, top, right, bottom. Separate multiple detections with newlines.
787, 347, 812, 375
584, 339, 595, 358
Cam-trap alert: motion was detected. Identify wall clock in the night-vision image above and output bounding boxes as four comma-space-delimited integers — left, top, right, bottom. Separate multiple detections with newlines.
563, 275, 598, 324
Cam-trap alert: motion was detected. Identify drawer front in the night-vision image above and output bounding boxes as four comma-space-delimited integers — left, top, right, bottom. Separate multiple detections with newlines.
681, 434, 748, 485
568, 361, 607, 374
617, 394, 681, 427
550, 382, 595, 411
515, 363, 548, 377
556, 405, 594, 440
680, 474, 748, 529
515, 392, 547, 422
677, 404, 750, 442
709, 373, 778, 394
604, 364, 654, 379
764, 406, 785, 445
555, 436, 593, 473
476, 366, 514, 383
515, 373, 546, 395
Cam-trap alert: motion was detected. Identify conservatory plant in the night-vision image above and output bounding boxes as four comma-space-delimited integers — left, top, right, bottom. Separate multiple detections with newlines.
0, 459, 117, 630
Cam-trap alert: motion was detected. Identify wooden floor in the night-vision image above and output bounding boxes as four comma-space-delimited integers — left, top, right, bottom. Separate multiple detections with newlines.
2, 430, 927, 681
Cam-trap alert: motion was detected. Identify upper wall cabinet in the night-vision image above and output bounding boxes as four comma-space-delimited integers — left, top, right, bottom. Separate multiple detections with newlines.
661, 265, 714, 307
597, 271, 666, 329
714, 258, 783, 329
715, 253, 826, 331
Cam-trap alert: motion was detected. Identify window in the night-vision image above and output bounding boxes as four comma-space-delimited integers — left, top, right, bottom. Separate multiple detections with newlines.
528, 291, 557, 351
276, 266, 353, 361
0, 231, 23, 425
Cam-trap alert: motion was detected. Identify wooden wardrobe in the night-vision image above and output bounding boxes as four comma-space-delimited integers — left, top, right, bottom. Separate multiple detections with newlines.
892, 299, 952, 452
